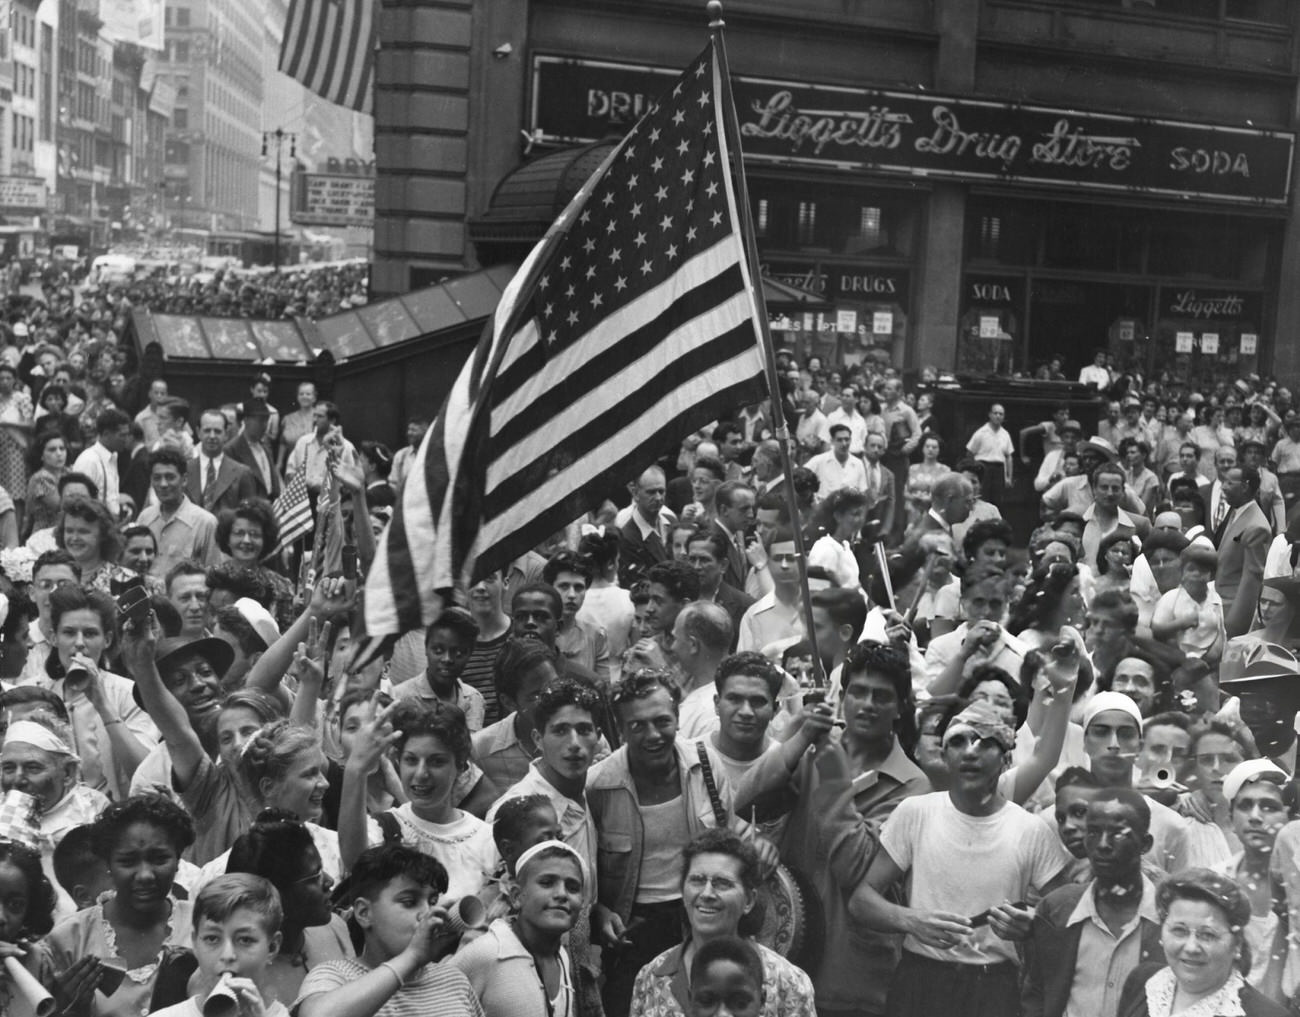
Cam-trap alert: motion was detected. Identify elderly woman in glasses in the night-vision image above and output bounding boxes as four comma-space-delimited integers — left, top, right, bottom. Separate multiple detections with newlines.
628, 829, 814, 1017
1118, 868, 1289, 1017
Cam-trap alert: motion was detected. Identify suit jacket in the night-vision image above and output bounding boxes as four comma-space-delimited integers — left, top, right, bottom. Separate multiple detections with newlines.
713, 582, 755, 650
617, 515, 670, 588
1118, 962, 1289, 1017
186, 455, 259, 516
223, 434, 281, 500
1021, 881, 1162, 1017
862, 459, 895, 535
711, 521, 748, 591
1215, 499, 1271, 637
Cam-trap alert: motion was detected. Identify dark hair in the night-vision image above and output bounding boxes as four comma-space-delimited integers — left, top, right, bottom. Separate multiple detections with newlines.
1088, 588, 1139, 632
216, 499, 279, 557
491, 795, 554, 857
961, 519, 1013, 564
1089, 787, 1152, 836
791, 467, 819, 500
685, 527, 729, 563
715, 480, 753, 512
681, 828, 761, 892
510, 582, 562, 621
1156, 869, 1252, 967
213, 605, 266, 656
205, 562, 272, 606
692, 455, 726, 483
148, 447, 189, 477
1190, 720, 1251, 758
0, 842, 56, 936
714, 651, 782, 701
811, 587, 868, 644
335, 689, 393, 725
428, 606, 478, 646
690, 936, 764, 998
57, 497, 120, 561
533, 676, 603, 733
955, 458, 985, 484
165, 559, 208, 592
610, 668, 681, 723
1096, 531, 1137, 575
820, 487, 869, 533
390, 698, 473, 769
1006, 561, 1079, 635
121, 524, 157, 552
712, 421, 742, 446
957, 664, 1030, 730
961, 561, 1008, 595
95, 407, 130, 436
646, 559, 700, 603
542, 550, 594, 586
1237, 464, 1262, 496
227, 808, 321, 894
91, 793, 196, 859
1142, 529, 1190, 558
0, 686, 67, 725
1055, 765, 1101, 792
492, 638, 557, 706
52, 825, 98, 901
32, 549, 80, 582
1144, 710, 1192, 733
48, 584, 116, 635
348, 843, 448, 903
26, 428, 68, 473
577, 530, 620, 573
359, 441, 392, 478
841, 641, 918, 755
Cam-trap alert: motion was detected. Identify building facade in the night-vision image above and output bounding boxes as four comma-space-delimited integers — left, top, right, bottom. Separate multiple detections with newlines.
375, 0, 1300, 385
161, 0, 262, 231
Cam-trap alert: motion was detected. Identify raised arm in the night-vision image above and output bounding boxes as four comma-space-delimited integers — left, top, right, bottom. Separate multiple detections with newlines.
247, 575, 353, 696
117, 612, 206, 790
339, 698, 399, 872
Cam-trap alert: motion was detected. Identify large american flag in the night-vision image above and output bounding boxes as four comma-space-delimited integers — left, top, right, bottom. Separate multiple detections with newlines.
278, 0, 373, 114
364, 40, 768, 635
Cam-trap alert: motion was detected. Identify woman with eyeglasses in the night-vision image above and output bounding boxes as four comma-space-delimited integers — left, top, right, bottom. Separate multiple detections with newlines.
628, 829, 814, 1017
224, 809, 352, 1006
46, 794, 198, 1017
1118, 868, 1289, 1017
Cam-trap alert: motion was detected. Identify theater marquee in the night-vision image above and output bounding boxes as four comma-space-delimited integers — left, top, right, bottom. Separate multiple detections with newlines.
531, 55, 1295, 206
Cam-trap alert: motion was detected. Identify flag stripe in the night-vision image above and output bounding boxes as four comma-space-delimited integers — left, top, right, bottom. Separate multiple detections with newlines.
364, 40, 771, 636
475, 352, 764, 562
487, 302, 756, 502
278, 0, 373, 113
491, 257, 745, 448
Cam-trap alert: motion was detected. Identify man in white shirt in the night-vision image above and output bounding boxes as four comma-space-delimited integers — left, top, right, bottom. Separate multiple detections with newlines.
807, 424, 868, 498
795, 388, 827, 459
1079, 349, 1111, 390
134, 378, 170, 447
820, 386, 870, 455
924, 564, 1027, 696
737, 529, 806, 654
965, 403, 1015, 508
71, 407, 132, 517
286, 401, 358, 492
137, 448, 219, 580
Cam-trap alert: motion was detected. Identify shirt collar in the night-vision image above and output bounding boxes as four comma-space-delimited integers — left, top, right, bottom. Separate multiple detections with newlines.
631, 504, 659, 539
1067, 875, 1159, 928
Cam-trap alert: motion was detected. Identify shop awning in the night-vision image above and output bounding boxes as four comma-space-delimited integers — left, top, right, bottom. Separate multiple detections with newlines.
469, 141, 618, 243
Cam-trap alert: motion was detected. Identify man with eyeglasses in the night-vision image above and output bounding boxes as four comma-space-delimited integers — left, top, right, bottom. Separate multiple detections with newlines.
19, 550, 81, 685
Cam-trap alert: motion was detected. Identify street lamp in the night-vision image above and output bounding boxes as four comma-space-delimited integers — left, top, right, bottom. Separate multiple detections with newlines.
261, 128, 296, 270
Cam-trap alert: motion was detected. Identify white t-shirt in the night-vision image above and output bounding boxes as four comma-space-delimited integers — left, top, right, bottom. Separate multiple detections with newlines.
365, 805, 498, 904
880, 791, 1067, 965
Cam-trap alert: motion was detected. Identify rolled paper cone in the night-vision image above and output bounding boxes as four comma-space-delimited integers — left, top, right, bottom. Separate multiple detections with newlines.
3, 955, 54, 1017
201, 974, 239, 1017
444, 895, 487, 936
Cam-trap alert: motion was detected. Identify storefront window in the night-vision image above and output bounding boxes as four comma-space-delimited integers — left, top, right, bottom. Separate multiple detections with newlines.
749, 178, 915, 257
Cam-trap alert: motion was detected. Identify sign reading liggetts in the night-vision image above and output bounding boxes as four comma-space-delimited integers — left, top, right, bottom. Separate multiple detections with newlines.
291, 172, 374, 227
531, 56, 1294, 205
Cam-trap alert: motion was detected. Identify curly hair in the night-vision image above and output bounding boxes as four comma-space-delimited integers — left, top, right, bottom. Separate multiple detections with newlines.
576, 529, 619, 574
390, 698, 473, 769
227, 808, 320, 893
645, 559, 700, 603
90, 793, 196, 860
713, 651, 782, 701
491, 794, 554, 859
957, 664, 1030, 731
492, 638, 558, 706
610, 668, 681, 723
237, 722, 322, 805
205, 561, 273, 607
216, 499, 280, 559
56, 496, 121, 563
0, 842, 56, 937
148, 446, 189, 477
680, 828, 761, 892
532, 676, 604, 733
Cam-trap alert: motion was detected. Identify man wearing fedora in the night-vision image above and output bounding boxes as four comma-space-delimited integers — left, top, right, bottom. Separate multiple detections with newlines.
224, 397, 280, 500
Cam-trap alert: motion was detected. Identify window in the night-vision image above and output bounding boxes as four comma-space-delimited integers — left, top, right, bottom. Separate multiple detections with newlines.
176, 7, 190, 26
173, 108, 187, 128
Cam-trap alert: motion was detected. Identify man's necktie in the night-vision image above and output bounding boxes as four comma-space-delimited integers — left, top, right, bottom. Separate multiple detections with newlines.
1213, 494, 1228, 531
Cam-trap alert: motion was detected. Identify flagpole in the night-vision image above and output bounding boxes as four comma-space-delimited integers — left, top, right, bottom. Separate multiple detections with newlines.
709, 2, 827, 687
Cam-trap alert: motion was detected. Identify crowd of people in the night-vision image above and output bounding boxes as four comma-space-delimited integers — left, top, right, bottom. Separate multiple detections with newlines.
0, 297, 1294, 1017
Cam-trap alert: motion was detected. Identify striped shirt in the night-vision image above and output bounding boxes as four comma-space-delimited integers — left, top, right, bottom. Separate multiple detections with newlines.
294, 958, 485, 1017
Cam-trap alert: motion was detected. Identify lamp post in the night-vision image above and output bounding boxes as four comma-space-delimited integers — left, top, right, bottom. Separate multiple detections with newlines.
261, 128, 296, 271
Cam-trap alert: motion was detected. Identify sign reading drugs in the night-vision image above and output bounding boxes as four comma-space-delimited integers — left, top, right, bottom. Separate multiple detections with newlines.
532, 56, 1295, 205
291, 172, 374, 227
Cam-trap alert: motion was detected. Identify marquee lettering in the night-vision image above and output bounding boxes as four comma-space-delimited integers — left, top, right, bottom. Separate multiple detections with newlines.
741, 90, 907, 156
915, 106, 1021, 168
